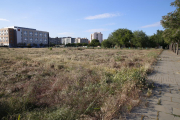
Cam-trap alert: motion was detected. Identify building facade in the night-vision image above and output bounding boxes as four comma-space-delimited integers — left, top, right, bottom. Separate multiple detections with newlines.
75, 37, 88, 44
49, 37, 62, 45
61, 37, 75, 45
0, 26, 49, 47
90, 32, 103, 43
0, 28, 16, 47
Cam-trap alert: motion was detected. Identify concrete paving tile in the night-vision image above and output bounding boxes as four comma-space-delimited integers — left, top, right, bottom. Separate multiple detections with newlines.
173, 107, 180, 116
164, 93, 180, 99
160, 96, 171, 102
126, 51, 180, 119
161, 101, 180, 109
159, 112, 174, 120
172, 98, 180, 104
154, 105, 173, 114
174, 116, 180, 120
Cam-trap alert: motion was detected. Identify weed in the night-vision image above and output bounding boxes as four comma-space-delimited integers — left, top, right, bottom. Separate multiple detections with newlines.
146, 88, 152, 97
157, 98, 161, 105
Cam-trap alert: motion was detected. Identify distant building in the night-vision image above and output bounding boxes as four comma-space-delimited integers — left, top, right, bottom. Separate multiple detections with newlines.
0, 26, 49, 47
90, 32, 103, 43
61, 37, 75, 45
75, 37, 88, 44
49, 37, 61, 45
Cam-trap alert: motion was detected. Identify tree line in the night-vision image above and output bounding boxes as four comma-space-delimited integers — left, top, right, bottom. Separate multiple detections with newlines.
101, 29, 167, 49
161, 0, 180, 55
102, 0, 180, 52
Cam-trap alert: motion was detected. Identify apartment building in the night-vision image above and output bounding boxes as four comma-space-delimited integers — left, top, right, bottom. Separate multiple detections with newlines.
0, 26, 49, 47
0, 28, 16, 47
49, 37, 62, 45
75, 37, 88, 44
91, 32, 103, 43
61, 37, 75, 45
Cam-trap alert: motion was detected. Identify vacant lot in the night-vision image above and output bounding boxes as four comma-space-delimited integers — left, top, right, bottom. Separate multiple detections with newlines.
0, 48, 162, 120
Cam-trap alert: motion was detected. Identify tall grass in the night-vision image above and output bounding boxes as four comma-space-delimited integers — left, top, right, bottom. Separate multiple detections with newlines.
0, 48, 162, 119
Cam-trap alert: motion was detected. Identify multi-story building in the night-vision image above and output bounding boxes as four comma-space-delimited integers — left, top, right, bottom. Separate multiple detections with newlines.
75, 37, 88, 44
49, 37, 62, 45
90, 32, 103, 43
61, 37, 75, 45
0, 26, 49, 47
0, 28, 16, 47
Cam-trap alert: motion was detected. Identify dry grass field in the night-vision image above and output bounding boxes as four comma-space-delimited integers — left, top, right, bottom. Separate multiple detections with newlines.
0, 47, 162, 120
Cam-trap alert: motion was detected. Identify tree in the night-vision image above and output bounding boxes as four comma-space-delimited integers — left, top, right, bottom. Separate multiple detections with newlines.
82, 43, 88, 46
148, 35, 157, 48
33, 43, 37, 47
161, 0, 180, 54
76, 43, 83, 46
88, 39, 101, 48
101, 39, 114, 48
50, 42, 55, 47
132, 30, 148, 47
110, 28, 133, 47
40, 43, 43, 47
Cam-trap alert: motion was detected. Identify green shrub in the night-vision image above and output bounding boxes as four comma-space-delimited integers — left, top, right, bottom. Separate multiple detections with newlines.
49, 47, 52, 50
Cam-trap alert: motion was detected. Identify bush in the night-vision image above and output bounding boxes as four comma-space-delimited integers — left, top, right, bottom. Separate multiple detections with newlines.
49, 47, 52, 50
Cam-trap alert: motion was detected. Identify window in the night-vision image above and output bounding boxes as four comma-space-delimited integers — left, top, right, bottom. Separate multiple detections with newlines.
24, 31, 27, 35
39, 33, 42, 37
44, 33, 47, 37
6, 37, 8, 42
30, 38, 33, 42
44, 39, 47, 44
35, 32, 38, 36
29, 32, 33, 36
0, 37, 1, 42
3, 37, 5, 42
24, 37, 27, 41
40, 38, 42, 42
35, 38, 38, 42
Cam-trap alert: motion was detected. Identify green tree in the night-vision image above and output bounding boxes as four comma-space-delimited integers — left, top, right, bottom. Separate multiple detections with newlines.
40, 43, 43, 47
132, 30, 148, 47
89, 39, 101, 48
101, 39, 114, 48
148, 35, 157, 48
161, 0, 180, 54
76, 43, 83, 46
110, 28, 133, 47
82, 43, 88, 46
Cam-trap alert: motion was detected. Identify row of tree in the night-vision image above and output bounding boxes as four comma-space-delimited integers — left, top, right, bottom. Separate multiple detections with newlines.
161, 0, 180, 55
101, 29, 168, 48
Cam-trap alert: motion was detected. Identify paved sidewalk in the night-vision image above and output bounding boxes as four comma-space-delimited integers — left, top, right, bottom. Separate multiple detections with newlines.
126, 50, 180, 120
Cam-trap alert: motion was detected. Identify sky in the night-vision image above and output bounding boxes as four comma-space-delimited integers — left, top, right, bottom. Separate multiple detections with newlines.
0, 0, 176, 40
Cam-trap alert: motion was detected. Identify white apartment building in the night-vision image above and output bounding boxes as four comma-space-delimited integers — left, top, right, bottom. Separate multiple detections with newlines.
90, 32, 103, 43
61, 37, 75, 45
75, 37, 88, 44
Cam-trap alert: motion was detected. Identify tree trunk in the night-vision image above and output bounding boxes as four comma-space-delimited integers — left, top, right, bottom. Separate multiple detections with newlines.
170, 43, 172, 50
172, 43, 174, 52
174, 43, 176, 53
176, 40, 179, 55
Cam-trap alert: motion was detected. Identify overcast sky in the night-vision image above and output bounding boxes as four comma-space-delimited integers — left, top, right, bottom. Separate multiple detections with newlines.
0, 0, 176, 39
